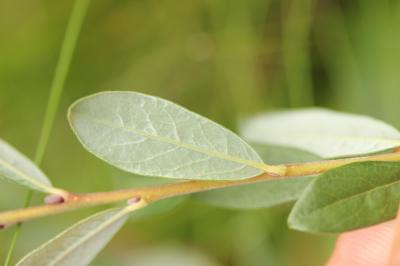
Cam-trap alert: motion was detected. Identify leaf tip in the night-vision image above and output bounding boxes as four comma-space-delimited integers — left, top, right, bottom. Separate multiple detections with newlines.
287, 211, 329, 234
287, 209, 309, 232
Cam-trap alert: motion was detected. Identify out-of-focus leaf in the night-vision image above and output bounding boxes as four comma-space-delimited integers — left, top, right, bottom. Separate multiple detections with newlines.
195, 176, 314, 209
250, 143, 321, 164
194, 144, 320, 209
241, 108, 400, 158
16, 203, 146, 266
99, 245, 222, 266
289, 161, 400, 233
0, 139, 54, 193
68, 91, 285, 180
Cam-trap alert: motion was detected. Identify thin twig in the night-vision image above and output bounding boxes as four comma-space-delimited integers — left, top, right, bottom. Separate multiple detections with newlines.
1, 151, 400, 227
3, 0, 91, 265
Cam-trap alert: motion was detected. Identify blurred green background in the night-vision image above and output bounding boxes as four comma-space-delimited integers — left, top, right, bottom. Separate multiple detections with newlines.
1, 0, 400, 265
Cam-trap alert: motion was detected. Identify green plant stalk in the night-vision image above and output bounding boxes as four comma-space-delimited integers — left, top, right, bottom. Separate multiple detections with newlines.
1, 150, 400, 226
283, 0, 315, 107
4, 0, 91, 265
3, 191, 32, 266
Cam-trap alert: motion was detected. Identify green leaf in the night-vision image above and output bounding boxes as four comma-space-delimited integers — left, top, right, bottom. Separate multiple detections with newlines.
68, 91, 284, 180
194, 144, 320, 209
16, 203, 146, 266
195, 176, 314, 209
0, 139, 55, 193
250, 143, 321, 164
288, 161, 400, 233
241, 108, 400, 158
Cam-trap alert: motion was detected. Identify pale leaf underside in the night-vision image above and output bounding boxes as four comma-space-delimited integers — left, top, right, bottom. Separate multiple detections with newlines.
241, 108, 400, 158
0, 139, 54, 193
68, 91, 283, 180
17, 202, 146, 266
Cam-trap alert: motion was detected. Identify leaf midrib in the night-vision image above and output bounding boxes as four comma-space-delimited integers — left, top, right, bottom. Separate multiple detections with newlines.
0, 157, 53, 193
74, 113, 271, 172
47, 208, 127, 265
47, 203, 146, 265
298, 174, 400, 219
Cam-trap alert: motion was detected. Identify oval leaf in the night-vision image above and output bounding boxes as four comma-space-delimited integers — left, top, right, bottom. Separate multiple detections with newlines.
68, 91, 284, 180
248, 143, 321, 164
288, 161, 400, 233
0, 139, 54, 193
241, 108, 400, 158
194, 144, 320, 209
195, 176, 314, 209
17, 203, 146, 266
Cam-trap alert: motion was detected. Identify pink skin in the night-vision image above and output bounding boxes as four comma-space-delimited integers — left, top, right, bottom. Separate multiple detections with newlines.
326, 221, 396, 266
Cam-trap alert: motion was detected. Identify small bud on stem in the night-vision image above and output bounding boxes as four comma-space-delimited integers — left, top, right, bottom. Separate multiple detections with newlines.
44, 194, 65, 205
127, 196, 141, 205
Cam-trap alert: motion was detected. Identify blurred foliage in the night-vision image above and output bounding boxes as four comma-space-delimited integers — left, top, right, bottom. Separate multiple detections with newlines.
1, 0, 400, 265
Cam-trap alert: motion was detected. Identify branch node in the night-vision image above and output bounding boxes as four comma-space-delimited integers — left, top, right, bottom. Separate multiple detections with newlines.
127, 196, 141, 205
44, 194, 65, 205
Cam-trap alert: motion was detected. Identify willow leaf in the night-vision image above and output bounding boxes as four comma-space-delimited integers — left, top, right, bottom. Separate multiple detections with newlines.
0, 139, 55, 193
241, 108, 400, 158
289, 161, 400, 233
17, 202, 146, 266
68, 91, 285, 180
